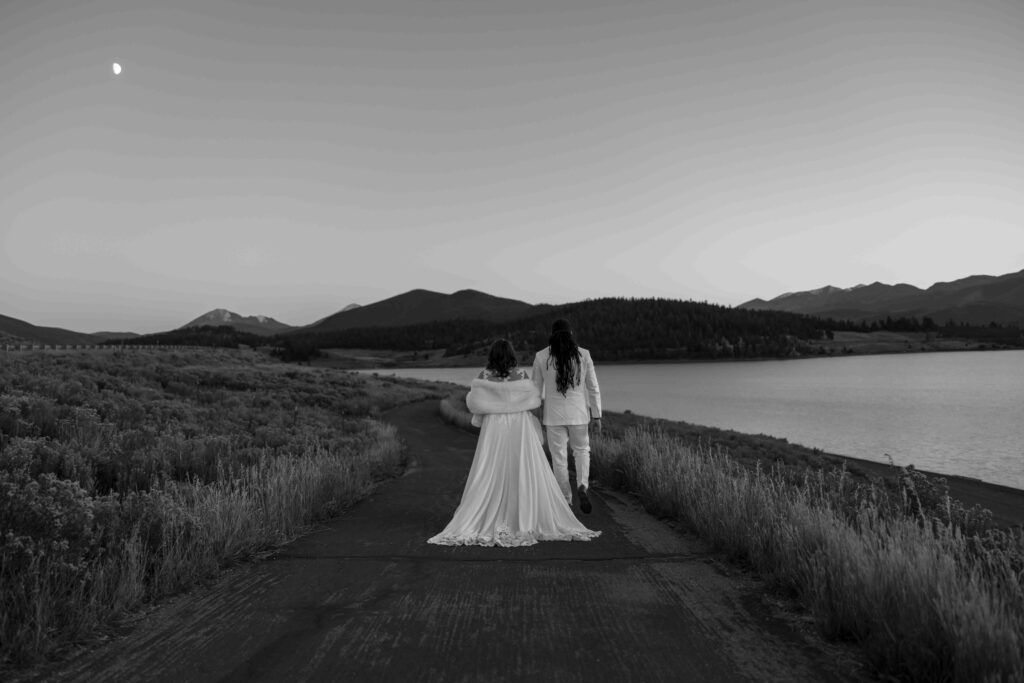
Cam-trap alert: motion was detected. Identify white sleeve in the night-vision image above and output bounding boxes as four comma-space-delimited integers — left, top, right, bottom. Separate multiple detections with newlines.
583, 351, 601, 418
530, 353, 544, 398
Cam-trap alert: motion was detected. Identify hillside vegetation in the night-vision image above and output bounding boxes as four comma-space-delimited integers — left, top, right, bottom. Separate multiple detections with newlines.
10, 285, 1022, 359
0, 348, 445, 671
273, 297, 1024, 362
90, 295, 1024, 364
286, 297, 832, 360
102, 324, 266, 349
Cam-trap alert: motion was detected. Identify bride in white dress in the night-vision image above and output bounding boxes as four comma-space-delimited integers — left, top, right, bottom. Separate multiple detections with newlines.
428, 340, 601, 547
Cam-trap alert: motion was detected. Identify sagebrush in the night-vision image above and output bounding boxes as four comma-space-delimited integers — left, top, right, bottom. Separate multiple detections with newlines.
0, 348, 444, 670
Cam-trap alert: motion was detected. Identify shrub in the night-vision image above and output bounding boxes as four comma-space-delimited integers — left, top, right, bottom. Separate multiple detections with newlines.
591, 426, 1024, 683
0, 348, 445, 671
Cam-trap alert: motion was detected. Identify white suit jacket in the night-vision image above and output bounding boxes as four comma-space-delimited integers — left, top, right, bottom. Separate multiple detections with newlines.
531, 347, 602, 426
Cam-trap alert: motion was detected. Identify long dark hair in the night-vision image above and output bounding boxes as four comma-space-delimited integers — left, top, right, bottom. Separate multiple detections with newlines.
486, 339, 518, 378
547, 319, 581, 395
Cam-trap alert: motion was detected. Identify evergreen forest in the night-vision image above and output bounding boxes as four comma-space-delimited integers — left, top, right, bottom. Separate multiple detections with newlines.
109, 299, 1024, 361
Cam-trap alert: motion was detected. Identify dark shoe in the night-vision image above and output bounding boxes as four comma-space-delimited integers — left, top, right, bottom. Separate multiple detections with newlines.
577, 485, 592, 514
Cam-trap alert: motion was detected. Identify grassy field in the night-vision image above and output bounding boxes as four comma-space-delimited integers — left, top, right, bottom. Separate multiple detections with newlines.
804, 330, 988, 355
0, 348, 446, 671
440, 390, 1024, 683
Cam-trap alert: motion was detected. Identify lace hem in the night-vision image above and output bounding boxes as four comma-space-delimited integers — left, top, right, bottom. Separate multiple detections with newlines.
428, 527, 601, 548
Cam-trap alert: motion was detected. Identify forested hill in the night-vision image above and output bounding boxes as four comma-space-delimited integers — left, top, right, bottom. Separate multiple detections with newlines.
286, 297, 836, 361
103, 325, 265, 348
110, 301, 1022, 362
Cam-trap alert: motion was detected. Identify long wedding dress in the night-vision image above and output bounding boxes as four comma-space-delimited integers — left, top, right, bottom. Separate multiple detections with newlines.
428, 369, 601, 547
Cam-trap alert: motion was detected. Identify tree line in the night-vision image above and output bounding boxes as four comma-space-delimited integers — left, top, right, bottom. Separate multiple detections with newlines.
107, 301, 1024, 361
286, 298, 843, 361
102, 325, 264, 349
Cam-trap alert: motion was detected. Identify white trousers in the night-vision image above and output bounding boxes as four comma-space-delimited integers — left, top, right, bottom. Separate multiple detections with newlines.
545, 424, 591, 505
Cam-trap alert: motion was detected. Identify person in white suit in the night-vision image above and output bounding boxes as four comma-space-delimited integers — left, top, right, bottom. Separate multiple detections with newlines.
531, 319, 602, 513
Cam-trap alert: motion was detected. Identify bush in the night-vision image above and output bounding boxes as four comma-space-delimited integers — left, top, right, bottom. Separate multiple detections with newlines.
591, 426, 1024, 683
0, 348, 446, 671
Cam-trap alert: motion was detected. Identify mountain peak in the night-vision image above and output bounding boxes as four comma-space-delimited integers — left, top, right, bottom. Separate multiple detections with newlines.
181, 309, 292, 336
300, 288, 538, 334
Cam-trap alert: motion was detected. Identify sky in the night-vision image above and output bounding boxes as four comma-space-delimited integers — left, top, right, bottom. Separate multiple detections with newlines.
2, 0, 1023, 334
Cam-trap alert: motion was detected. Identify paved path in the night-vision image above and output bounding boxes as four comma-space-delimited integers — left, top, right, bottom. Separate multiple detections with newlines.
36, 400, 867, 683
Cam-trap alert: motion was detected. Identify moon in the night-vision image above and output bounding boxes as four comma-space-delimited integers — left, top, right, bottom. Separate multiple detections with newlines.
112, 62, 122, 75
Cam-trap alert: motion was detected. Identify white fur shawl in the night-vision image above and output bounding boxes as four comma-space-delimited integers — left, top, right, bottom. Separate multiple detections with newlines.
465, 378, 542, 427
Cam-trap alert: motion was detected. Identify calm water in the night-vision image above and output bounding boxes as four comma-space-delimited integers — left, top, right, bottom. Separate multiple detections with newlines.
360, 350, 1024, 490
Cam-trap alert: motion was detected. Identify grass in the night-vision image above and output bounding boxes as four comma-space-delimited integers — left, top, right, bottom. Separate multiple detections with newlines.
0, 348, 446, 672
440, 390, 1024, 682
593, 427, 1024, 683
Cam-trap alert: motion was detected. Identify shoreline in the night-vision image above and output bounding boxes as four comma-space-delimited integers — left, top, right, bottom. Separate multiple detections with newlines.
318, 350, 1024, 528
437, 386, 1024, 529
814, 449, 1024, 529
596, 408, 1024, 530
312, 342, 1022, 371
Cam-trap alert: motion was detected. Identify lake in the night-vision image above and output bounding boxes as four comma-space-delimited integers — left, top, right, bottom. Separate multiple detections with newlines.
359, 350, 1024, 490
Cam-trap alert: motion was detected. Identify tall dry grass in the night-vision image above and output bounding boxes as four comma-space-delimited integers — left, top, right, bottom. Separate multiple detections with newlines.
593, 426, 1024, 682
1, 426, 403, 667
1, 349, 441, 671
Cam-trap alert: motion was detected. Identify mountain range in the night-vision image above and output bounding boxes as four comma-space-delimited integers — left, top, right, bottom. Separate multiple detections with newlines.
3, 269, 1022, 346
0, 290, 539, 346
739, 268, 1024, 325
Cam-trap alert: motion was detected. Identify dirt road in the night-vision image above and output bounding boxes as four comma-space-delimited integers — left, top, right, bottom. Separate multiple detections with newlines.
34, 400, 868, 682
